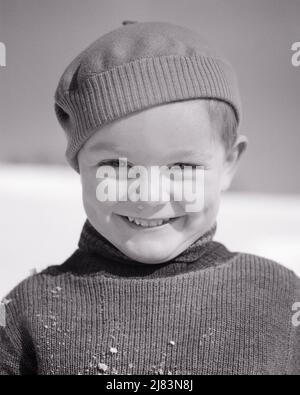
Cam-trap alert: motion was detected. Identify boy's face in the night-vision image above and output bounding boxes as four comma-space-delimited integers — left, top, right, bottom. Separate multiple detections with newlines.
78, 100, 246, 264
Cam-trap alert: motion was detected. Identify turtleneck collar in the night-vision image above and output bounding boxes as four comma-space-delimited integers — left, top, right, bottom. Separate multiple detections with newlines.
62, 219, 235, 279
79, 219, 216, 263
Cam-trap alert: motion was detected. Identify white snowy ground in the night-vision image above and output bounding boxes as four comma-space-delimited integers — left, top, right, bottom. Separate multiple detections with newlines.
0, 164, 299, 298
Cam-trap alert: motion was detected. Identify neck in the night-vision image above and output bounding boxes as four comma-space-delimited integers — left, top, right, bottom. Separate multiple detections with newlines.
63, 219, 235, 279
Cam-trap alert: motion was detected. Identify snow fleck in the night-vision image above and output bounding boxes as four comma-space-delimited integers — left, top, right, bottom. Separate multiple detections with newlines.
169, 340, 175, 346
98, 363, 108, 372
110, 347, 118, 354
1, 298, 12, 306
128, 363, 134, 369
51, 287, 62, 295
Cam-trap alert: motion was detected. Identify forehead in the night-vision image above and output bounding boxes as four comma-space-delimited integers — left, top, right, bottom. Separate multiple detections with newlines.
81, 100, 215, 159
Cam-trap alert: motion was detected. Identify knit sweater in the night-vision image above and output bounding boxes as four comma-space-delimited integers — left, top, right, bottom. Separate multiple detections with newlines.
0, 220, 299, 375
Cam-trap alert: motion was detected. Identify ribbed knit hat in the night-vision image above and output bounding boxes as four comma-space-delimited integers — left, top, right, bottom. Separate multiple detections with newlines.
54, 21, 242, 172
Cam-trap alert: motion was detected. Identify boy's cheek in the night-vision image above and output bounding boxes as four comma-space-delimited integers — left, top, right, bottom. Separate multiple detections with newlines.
202, 174, 222, 211
204, 169, 223, 194
82, 193, 116, 228
81, 174, 97, 202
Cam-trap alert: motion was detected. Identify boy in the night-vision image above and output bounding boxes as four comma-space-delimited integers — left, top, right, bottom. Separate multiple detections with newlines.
0, 21, 299, 375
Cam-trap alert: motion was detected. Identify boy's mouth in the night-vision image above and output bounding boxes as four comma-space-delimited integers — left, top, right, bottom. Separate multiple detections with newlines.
118, 215, 182, 229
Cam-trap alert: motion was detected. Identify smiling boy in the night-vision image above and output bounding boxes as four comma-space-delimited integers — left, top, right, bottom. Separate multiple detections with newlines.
0, 21, 299, 375
78, 99, 244, 264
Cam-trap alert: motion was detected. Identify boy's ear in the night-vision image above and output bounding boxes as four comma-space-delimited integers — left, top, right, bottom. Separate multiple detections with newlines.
220, 135, 248, 192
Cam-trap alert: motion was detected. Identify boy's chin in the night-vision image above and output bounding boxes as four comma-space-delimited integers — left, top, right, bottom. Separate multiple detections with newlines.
120, 241, 180, 265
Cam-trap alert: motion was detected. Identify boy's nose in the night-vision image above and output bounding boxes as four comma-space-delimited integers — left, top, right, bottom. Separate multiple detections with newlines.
136, 201, 166, 214
127, 168, 172, 206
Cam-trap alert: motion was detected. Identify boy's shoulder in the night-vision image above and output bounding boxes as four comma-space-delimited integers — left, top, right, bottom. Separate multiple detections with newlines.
1, 248, 102, 311
231, 250, 300, 293
236, 250, 296, 272
2, 249, 85, 299
1, 261, 71, 311
213, 240, 298, 285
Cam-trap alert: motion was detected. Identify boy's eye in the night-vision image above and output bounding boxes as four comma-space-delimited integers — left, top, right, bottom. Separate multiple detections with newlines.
97, 161, 204, 170
97, 159, 132, 168
172, 163, 204, 170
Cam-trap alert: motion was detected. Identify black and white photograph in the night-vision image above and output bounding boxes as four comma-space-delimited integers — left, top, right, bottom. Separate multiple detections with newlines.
0, 0, 299, 378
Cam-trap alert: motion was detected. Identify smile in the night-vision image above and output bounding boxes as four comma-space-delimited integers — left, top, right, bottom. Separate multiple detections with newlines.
119, 215, 182, 229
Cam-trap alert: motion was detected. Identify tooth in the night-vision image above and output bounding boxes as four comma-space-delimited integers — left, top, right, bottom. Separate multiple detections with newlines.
149, 220, 161, 226
127, 216, 172, 227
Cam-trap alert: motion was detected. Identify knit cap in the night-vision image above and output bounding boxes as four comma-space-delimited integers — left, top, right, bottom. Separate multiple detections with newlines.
54, 21, 242, 172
